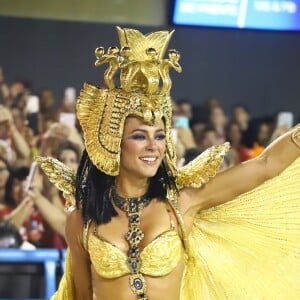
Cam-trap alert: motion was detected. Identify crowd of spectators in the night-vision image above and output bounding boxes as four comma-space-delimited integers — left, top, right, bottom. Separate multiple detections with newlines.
0, 66, 295, 249
0, 66, 83, 249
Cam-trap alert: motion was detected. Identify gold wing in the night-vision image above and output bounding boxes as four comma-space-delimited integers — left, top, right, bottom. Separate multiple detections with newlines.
175, 142, 230, 189
35, 156, 76, 208
181, 157, 300, 299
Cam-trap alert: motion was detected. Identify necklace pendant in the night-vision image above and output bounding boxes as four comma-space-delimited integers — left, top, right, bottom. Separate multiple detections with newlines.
126, 226, 144, 245
110, 184, 151, 299
128, 198, 140, 213
129, 274, 147, 298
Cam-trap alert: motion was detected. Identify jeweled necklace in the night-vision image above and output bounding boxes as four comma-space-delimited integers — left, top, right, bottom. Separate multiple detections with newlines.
110, 184, 151, 300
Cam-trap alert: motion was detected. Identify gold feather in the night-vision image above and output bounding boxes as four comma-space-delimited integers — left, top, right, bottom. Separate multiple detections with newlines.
175, 143, 230, 189
35, 156, 76, 208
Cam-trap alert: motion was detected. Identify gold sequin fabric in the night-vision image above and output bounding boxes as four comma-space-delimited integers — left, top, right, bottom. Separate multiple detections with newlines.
52, 157, 300, 300
88, 230, 183, 278
182, 157, 300, 299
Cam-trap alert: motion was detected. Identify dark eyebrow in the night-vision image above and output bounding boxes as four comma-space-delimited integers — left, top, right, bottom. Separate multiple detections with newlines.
130, 128, 165, 134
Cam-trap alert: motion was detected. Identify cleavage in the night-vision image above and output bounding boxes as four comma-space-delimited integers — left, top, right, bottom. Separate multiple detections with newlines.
93, 228, 177, 257
93, 202, 177, 254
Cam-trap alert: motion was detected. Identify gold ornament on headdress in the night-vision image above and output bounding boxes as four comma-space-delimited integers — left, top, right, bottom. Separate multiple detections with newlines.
77, 27, 182, 176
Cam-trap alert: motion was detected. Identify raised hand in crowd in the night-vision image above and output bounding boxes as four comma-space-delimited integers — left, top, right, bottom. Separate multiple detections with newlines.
39, 122, 83, 157
26, 185, 66, 238
0, 105, 31, 165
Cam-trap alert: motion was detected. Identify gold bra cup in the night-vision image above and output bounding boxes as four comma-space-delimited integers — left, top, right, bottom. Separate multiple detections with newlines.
88, 230, 183, 278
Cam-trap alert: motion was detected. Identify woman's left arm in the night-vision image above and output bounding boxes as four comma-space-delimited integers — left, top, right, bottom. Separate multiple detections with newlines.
184, 125, 300, 214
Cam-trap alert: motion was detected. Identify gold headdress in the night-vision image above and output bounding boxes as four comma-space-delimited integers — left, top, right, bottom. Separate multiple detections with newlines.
77, 26, 182, 176
36, 26, 231, 199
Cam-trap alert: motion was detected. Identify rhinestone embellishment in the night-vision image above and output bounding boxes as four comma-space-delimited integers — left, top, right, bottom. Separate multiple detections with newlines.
111, 185, 151, 299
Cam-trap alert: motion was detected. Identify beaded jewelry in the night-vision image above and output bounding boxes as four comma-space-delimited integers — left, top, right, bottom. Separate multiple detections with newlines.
110, 184, 151, 299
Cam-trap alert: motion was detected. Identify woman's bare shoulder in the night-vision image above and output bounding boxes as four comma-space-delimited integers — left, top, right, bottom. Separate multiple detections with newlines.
65, 206, 85, 239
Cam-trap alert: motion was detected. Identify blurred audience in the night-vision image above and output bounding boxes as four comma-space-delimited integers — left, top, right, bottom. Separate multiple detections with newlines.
171, 101, 196, 164
0, 105, 31, 166
176, 98, 193, 122
27, 141, 81, 248
0, 65, 297, 250
196, 125, 219, 151
231, 104, 250, 133
243, 117, 273, 158
209, 105, 228, 144
226, 122, 251, 164
0, 220, 23, 248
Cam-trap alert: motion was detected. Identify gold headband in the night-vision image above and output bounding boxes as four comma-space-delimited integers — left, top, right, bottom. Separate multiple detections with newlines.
77, 27, 182, 176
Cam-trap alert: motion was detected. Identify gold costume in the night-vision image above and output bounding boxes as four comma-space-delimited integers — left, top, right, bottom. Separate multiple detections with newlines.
88, 227, 182, 278
47, 155, 300, 299
36, 27, 300, 299
182, 156, 300, 299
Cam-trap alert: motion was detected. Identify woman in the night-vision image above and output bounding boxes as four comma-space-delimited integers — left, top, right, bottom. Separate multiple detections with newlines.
28, 141, 81, 242
225, 121, 251, 164
0, 105, 31, 166
0, 156, 34, 243
38, 27, 300, 299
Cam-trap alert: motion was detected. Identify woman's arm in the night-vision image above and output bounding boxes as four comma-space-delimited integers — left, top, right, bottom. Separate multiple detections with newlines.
27, 187, 66, 237
0, 105, 31, 159
9, 123, 31, 159
65, 208, 93, 300
183, 124, 300, 215
3, 198, 34, 228
0, 105, 31, 160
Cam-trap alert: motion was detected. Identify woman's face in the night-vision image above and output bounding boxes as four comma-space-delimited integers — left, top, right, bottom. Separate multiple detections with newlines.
59, 149, 79, 171
0, 159, 9, 190
210, 106, 227, 127
120, 117, 166, 179
233, 106, 249, 124
257, 123, 270, 146
227, 123, 242, 144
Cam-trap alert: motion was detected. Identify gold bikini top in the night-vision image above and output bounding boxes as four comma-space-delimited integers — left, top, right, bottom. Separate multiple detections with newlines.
84, 211, 184, 279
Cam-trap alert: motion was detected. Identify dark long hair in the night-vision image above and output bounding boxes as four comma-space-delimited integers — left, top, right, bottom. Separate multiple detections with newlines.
5, 165, 30, 207
0, 156, 14, 207
75, 150, 177, 225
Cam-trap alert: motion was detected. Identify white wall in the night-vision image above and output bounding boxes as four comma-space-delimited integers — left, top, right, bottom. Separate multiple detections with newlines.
0, 0, 169, 25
